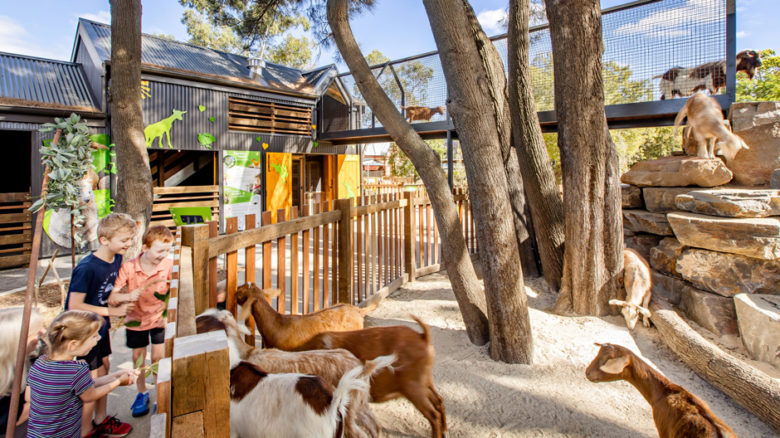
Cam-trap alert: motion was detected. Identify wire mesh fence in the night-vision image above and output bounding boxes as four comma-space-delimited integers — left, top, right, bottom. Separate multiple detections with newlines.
332, 0, 728, 132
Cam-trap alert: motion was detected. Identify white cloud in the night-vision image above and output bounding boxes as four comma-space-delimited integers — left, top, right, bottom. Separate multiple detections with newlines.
736, 31, 749, 38
477, 8, 507, 35
0, 15, 67, 60
615, 0, 720, 38
78, 10, 111, 25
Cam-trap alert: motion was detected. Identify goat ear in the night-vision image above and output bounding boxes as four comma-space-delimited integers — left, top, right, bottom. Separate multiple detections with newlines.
637, 306, 652, 318
262, 288, 282, 299
609, 299, 627, 307
237, 297, 255, 323
600, 355, 630, 374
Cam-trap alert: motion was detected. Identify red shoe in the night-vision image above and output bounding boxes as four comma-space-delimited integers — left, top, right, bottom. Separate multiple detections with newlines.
94, 416, 133, 437
83, 427, 104, 438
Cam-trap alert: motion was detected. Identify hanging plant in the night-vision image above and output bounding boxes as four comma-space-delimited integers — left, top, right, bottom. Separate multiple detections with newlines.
30, 113, 94, 247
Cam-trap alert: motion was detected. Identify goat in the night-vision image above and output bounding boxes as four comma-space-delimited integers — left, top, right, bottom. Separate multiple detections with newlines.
610, 248, 652, 330
196, 310, 381, 438
656, 50, 762, 100
586, 343, 736, 438
673, 92, 749, 161
400, 105, 445, 123
230, 354, 394, 438
235, 283, 377, 350
295, 315, 446, 438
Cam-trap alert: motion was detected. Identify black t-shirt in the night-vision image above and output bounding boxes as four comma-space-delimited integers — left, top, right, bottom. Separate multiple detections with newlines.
65, 253, 123, 336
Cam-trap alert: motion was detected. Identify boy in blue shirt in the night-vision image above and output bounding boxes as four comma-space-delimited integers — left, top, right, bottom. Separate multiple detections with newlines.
66, 212, 137, 438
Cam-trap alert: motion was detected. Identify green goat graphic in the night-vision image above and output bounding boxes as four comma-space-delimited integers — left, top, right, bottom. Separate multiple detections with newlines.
343, 181, 356, 199
272, 163, 289, 182
145, 109, 186, 148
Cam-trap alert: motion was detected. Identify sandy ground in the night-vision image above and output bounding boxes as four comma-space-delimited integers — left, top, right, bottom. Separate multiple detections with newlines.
363, 272, 776, 438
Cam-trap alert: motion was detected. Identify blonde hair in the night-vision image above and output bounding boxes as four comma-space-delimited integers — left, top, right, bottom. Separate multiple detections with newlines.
98, 212, 137, 241
46, 310, 103, 354
0, 307, 43, 396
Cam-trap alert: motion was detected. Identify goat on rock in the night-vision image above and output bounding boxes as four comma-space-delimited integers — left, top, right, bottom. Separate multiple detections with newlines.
586, 343, 736, 438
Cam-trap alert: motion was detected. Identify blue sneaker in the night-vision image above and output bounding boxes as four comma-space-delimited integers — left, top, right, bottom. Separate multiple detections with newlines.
131, 392, 150, 417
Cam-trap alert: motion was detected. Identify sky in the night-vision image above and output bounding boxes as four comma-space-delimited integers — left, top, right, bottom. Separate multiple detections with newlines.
0, 0, 777, 71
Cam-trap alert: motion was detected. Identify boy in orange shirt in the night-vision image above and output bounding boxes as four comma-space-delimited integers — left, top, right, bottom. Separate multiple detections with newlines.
110, 225, 173, 417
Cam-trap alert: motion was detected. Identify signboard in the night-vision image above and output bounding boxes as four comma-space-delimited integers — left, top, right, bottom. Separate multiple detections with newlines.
222, 150, 263, 230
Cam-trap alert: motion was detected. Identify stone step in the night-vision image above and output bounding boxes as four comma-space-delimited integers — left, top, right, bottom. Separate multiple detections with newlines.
623, 210, 673, 236
676, 248, 780, 297
734, 294, 780, 370
621, 155, 733, 188
675, 189, 780, 218
667, 212, 780, 260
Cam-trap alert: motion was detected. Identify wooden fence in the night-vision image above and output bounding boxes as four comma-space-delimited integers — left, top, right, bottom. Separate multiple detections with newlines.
150, 185, 220, 229
0, 192, 32, 269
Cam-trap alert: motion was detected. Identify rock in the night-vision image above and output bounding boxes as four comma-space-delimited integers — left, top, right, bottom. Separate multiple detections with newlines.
680, 286, 739, 336
734, 294, 780, 369
620, 156, 733, 187
667, 212, 780, 260
621, 184, 643, 208
650, 238, 686, 277
650, 269, 684, 305
772, 169, 780, 189
675, 189, 780, 217
676, 248, 780, 297
625, 234, 662, 260
726, 102, 780, 186
643, 187, 698, 212
623, 210, 674, 236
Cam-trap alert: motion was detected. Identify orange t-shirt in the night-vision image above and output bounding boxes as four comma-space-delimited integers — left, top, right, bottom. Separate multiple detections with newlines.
113, 255, 173, 331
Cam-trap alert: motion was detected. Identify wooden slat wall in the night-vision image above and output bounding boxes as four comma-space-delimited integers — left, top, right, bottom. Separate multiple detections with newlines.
228, 97, 312, 136
151, 185, 219, 229
0, 192, 32, 269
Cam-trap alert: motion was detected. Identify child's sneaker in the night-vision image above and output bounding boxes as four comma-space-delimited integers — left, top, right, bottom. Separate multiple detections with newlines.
131, 391, 150, 417
95, 415, 133, 437
83, 427, 105, 438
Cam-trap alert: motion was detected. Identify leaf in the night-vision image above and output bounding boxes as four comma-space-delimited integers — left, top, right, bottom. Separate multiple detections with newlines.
209, 116, 215, 123
125, 320, 142, 328
198, 105, 206, 112
162, 309, 168, 318
135, 353, 145, 369
197, 133, 216, 148
153, 291, 169, 302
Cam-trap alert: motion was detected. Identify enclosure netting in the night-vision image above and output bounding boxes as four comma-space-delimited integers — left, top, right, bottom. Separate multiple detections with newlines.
334, 0, 727, 131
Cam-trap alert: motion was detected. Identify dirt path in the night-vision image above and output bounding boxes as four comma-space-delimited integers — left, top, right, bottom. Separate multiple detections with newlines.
365, 272, 775, 438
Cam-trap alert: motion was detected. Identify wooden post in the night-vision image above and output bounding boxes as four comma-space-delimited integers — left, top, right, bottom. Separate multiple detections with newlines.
182, 224, 210, 316
225, 217, 238, 315
335, 198, 354, 304
156, 357, 172, 438
207, 221, 218, 308
403, 191, 416, 282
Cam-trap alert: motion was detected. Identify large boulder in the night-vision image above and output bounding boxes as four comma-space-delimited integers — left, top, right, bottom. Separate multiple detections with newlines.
621, 184, 643, 208
675, 189, 780, 217
650, 238, 686, 277
734, 294, 780, 369
650, 269, 684, 305
625, 234, 662, 260
680, 286, 739, 336
667, 212, 780, 260
621, 156, 733, 188
623, 210, 673, 236
772, 169, 780, 189
676, 248, 780, 297
727, 102, 780, 186
643, 187, 698, 212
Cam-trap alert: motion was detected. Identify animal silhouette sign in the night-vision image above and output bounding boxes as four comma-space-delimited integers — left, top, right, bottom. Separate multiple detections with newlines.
144, 109, 186, 148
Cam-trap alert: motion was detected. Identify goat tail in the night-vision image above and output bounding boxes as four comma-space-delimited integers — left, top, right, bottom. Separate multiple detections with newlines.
410, 314, 431, 345
328, 355, 392, 431
357, 298, 380, 315
673, 100, 689, 137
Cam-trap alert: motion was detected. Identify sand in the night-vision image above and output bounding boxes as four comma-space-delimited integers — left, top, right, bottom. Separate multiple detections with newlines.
364, 272, 777, 438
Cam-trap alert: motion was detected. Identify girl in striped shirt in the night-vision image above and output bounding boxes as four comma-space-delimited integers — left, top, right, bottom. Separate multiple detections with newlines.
26, 311, 138, 438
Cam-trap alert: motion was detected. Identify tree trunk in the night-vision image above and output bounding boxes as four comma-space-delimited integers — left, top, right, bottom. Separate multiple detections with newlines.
110, 0, 153, 258
504, 148, 540, 278
423, 0, 533, 363
327, 0, 490, 345
507, 0, 565, 289
545, 0, 623, 315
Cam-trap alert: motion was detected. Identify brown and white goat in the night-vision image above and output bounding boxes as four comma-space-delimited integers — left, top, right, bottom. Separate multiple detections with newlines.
400, 105, 445, 122
230, 354, 394, 438
295, 315, 446, 438
196, 310, 381, 438
586, 343, 736, 438
610, 248, 652, 330
235, 282, 377, 350
673, 92, 749, 161
656, 50, 762, 100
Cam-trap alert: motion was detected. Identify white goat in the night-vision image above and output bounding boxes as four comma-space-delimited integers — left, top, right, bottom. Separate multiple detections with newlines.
610, 248, 652, 329
673, 92, 749, 161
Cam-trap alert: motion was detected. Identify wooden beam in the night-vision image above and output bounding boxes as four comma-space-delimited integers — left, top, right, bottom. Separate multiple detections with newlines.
335, 199, 353, 304
154, 185, 220, 195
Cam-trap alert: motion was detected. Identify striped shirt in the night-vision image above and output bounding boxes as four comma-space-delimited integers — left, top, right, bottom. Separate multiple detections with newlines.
26, 356, 93, 438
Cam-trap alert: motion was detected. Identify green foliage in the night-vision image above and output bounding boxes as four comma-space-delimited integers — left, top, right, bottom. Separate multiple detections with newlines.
32, 114, 95, 247
125, 320, 142, 328
737, 49, 780, 102
198, 132, 216, 148
268, 34, 314, 69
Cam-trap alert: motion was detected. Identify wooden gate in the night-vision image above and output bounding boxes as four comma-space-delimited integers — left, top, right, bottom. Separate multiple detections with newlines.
0, 192, 32, 269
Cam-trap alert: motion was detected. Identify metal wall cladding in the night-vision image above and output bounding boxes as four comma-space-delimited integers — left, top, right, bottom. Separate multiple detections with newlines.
74, 42, 104, 111
142, 78, 326, 154
0, 54, 98, 109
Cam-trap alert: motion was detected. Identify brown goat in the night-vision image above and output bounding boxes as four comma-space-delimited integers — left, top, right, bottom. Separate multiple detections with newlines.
401, 105, 445, 122
295, 315, 446, 438
235, 282, 376, 350
586, 343, 736, 438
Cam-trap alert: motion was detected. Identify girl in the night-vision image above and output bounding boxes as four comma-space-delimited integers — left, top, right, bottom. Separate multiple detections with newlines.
26, 310, 138, 438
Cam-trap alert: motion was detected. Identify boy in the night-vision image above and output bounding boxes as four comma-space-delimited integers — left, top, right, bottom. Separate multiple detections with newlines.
110, 225, 173, 418
65, 212, 136, 438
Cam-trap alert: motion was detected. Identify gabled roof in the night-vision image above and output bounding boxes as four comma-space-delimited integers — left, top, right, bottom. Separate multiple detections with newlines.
74, 18, 339, 98
0, 51, 100, 113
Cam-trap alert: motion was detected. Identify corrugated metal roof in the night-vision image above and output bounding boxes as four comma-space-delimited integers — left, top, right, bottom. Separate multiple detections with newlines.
79, 18, 337, 96
0, 52, 99, 111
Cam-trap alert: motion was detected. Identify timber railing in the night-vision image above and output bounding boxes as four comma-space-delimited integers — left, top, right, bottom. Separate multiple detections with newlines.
151, 185, 220, 229
0, 192, 32, 269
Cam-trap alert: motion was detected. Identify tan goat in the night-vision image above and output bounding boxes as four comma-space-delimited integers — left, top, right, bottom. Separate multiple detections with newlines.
401, 105, 445, 122
610, 248, 652, 330
673, 92, 749, 161
235, 282, 376, 350
586, 343, 736, 438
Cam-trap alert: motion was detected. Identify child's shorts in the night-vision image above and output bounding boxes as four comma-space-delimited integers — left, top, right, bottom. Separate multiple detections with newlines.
78, 332, 111, 371
126, 327, 165, 349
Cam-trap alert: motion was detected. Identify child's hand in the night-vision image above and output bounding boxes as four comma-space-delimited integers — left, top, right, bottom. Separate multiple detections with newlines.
117, 369, 139, 386
109, 303, 131, 317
